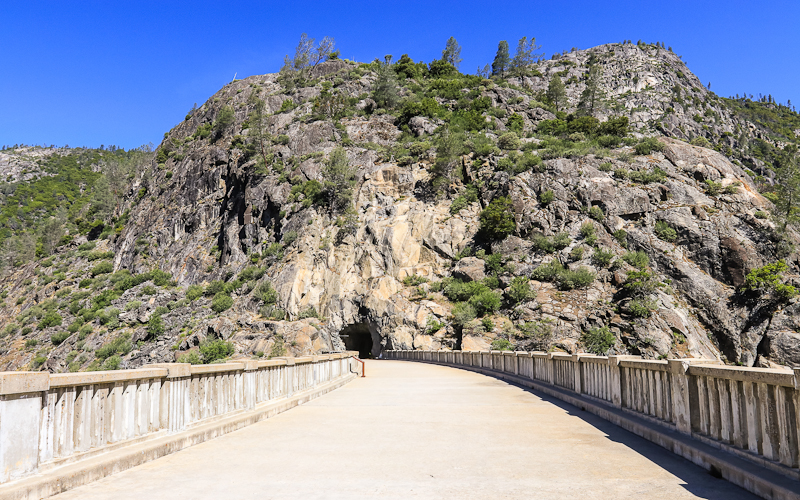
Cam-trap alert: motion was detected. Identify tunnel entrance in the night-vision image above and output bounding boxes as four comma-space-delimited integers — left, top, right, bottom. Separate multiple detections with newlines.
339, 323, 378, 358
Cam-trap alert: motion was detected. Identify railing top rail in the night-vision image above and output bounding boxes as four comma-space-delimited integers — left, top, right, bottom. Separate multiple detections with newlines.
0, 353, 355, 395
49, 368, 169, 388
190, 362, 249, 375
551, 353, 573, 361
257, 359, 288, 367
688, 363, 796, 387
577, 355, 609, 364
618, 359, 670, 372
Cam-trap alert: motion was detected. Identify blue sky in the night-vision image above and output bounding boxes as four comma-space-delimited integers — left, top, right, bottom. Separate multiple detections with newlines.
1, 0, 798, 150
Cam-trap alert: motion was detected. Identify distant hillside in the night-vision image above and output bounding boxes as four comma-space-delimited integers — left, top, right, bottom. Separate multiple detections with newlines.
0, 146, 152, 266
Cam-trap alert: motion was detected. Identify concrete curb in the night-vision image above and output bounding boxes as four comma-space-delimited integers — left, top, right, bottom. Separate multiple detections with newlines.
0, 373, 357, 500
410, 360, 800, 500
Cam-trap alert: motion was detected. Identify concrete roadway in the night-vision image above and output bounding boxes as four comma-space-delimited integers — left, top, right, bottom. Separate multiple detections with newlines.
52, 360, 756, 500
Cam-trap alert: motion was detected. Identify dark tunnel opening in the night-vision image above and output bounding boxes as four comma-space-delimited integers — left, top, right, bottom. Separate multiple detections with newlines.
339, 323, 378, 359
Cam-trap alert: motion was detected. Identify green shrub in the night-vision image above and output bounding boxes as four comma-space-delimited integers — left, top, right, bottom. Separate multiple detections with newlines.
774, 283, 798, 301
100, 355, 122, 370
255, 281, 278, 304
612, 229, 628, 247
97, 307, 120, 328
754, 211, 768, 219
628, 299, 657, 318
147, 314, 165, 337
451, 302, 477, 326
591, 248, 614, 268
558, 267, 596, 290
199, 339, 234, 363
25, 339, 38, 348
742, 261, 798, 300
211, 292, 233, 313
186, 285, 204, 301
506, 276, 532, 305
532, 232, 570, 253
150, 269, 173, 286
531, 261, 595, 290
297, 307, 319, 319
490, 339, 514, 351
204, 281, 225, 297
507, 113, 524, 133
31, 356, 47, 369
125, 300, 143, 311
402, 275, 429, 286
616, 168, 666, 184
624, 270, 659, 297
90, 261, 113, 276
479, 197, 516, 240
570, 246, 585, 260
38, 312, 62, 330
539, 190, 554, 205
497, 132, 520, 150
51, 331, 70, 345
95, 333, 131, 360
283, 230, 298, 245
704, 180, 723, 195
468, 289, 502, 316
581, 326, 616, 354
622, 251, 649, 270
481, 317, 495, 332
141, 285, 156, 296
634, 137, 663, 155
598, 161, 614, 172
1, 323, 19, 337
531, 260, 564, 282
580, 221, 595, 238
589, 206, 605, 221
238, 266, 266, 282
177, 351, 202, 364
654, 221, 677, 242
86, 251, 114, 261
79, 324, 93, 339
450, 185, 479, 214
426, 316, 446, 334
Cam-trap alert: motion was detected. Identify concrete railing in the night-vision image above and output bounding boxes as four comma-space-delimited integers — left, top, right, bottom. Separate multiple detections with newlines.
0, 353, 358, 485
386, 350, 800, 484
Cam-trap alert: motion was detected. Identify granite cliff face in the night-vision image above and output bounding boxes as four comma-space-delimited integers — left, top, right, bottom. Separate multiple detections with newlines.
0, 43, 798, 372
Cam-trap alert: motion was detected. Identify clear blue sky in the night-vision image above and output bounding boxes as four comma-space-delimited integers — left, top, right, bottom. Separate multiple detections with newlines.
1, 0, 798, 150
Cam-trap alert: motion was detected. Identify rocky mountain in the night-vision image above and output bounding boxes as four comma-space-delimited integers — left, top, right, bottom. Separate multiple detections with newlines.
0, 42, 798, 373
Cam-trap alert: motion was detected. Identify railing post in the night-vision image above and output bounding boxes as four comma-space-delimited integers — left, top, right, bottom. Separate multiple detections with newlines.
145, 363, 191, 434
0, 372, 49, 482
241, 360, 259, 410
794, 369, 800, 466
668, 359, 695, 434
572, 354, 584, 394
607, 356, 625, 408
668, 359, 720, 435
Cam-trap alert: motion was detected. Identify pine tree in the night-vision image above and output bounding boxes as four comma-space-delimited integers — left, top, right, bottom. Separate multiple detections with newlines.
372, 55, 400, 110
247, 92, 272, 173
773, 146, 800, 232
509, 36, 542, 77
491, 41, 510, 77
546, 74, 567, 112
442, 37, 462, 69
577, 66, 603, 117
322, 147, 356, 213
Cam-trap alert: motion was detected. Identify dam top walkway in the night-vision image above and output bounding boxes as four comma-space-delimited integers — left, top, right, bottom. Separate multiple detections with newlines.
50, 360, 755, 500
